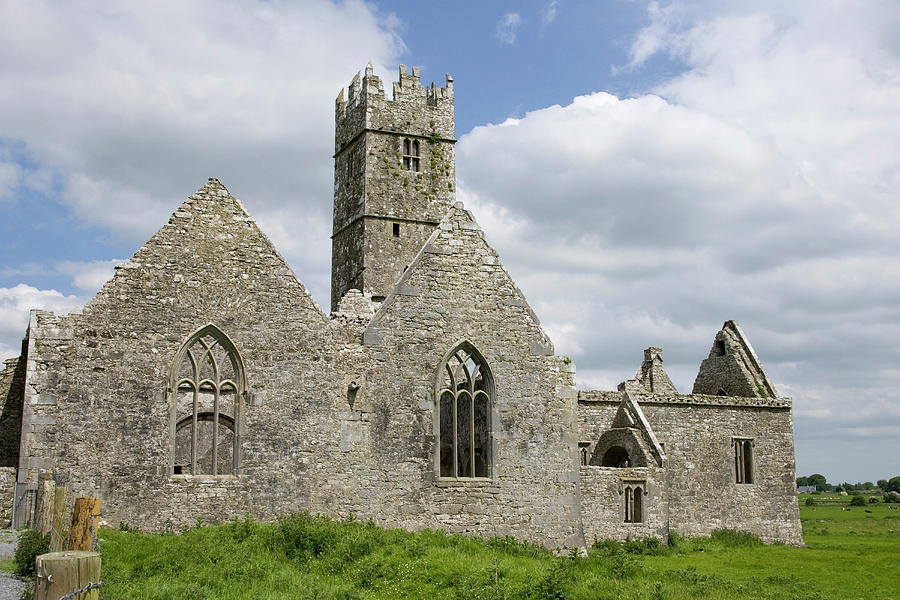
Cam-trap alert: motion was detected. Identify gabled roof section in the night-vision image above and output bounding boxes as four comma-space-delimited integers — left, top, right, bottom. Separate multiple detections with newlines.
618, 347, 677, 394
82, 178, 326, 320
363, 201, 552, 353
692, 320, 778, 398
620, 393, 666, 467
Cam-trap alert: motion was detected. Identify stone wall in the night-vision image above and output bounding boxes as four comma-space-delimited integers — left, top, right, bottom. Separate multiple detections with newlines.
580, 465, 668, 543
0, 467, 14, 527
16, 182, 584, 548
18, 180, 342, 529
339, 203, 582, 547
578, 390, 803, 545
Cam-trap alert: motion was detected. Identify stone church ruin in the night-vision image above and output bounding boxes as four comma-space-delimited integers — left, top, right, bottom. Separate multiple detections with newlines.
0, 64, 803, 547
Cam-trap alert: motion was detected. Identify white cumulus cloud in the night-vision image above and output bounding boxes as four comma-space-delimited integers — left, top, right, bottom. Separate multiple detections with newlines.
458, 0, 900, 481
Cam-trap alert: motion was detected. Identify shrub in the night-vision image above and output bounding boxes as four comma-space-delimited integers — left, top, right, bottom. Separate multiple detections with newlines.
805, 497, 816, 506
850, 495, 867, 507
710, 529, 762, 547
14, 530, 50, 577
623, 537, 670, 556
883, 492, 900, 503
868, 496, 879, 504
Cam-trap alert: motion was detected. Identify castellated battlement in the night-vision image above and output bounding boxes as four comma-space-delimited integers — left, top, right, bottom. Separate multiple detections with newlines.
335, 63, 454, 154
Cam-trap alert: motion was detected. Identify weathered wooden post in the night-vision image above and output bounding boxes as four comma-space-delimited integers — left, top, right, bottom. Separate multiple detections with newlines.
50, 487, 69, 552
67, 497, 102, 552
34, 551, 100, 600
34, 472, 55, 535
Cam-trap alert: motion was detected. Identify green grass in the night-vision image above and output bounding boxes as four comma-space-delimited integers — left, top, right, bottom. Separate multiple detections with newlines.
0, 556, 14, 573
94, 501, 900, 600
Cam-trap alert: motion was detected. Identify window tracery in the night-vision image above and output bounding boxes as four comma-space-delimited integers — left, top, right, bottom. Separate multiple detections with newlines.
171, 325, 246, 476
437, 342, 493, 478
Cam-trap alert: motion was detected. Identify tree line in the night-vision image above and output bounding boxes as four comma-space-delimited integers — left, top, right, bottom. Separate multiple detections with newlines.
797, 474, 900, 493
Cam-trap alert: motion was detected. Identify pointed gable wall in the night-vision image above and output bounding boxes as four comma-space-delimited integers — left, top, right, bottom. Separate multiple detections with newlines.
692, 320, 777, 398
354, 202, 582, 547
18, 179, 346, 528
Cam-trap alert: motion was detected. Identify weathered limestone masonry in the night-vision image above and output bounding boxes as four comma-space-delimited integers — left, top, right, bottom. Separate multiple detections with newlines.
578, 337, 803, 546
1, 64, 803, 548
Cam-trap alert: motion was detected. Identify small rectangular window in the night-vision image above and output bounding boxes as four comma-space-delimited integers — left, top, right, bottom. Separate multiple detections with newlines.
393, 223, 400, 237
734, 438, 754, 483
402, 137, 420, 171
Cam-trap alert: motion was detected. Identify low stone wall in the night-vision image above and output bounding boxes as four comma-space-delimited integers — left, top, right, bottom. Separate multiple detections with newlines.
580, 465, 668, 544
0, 467, 15, 527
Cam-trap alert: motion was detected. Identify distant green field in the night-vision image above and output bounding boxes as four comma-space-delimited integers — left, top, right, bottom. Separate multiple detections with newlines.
89, 497, 900, 599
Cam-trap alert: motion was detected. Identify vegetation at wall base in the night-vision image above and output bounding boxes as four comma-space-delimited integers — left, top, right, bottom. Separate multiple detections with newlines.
13, 530, 48, 577
95, 504, 900, 600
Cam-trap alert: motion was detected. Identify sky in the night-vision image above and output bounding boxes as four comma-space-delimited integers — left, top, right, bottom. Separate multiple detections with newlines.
1, 0, 899, 484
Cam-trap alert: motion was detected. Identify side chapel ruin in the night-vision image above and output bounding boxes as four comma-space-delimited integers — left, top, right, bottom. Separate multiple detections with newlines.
0, 64, 803, 546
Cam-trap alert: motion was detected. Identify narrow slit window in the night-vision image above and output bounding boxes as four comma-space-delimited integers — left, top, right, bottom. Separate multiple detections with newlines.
734, 438, 754, 484
393, 223, 400, 237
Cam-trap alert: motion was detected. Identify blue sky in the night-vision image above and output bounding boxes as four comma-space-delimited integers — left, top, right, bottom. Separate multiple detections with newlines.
2, 1, 899, 484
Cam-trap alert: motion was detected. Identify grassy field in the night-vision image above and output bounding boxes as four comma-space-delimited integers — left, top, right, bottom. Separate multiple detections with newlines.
10, 494, 900, 599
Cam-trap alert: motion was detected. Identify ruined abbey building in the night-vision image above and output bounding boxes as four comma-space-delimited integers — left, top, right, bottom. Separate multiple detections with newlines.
0, 64, 803, 547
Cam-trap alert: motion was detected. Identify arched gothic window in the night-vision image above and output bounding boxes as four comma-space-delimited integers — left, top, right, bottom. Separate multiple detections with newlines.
623, 482, 645, 523
171, 325, 246, 476
437, 342, 493, 478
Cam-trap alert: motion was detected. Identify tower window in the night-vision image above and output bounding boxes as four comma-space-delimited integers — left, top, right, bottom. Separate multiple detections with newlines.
393, 223, 400, 237
402, 138, 420, 171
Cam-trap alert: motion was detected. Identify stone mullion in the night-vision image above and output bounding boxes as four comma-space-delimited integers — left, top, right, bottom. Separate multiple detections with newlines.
469, 394, 475, 477
212, 385, 220, 476
451, 393, 458, 477
191, 385, 198, 475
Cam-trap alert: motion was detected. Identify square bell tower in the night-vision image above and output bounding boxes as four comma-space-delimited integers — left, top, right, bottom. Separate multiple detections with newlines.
331, 63, 456, 311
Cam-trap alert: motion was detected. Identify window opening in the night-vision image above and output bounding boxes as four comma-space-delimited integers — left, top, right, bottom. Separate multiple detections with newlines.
579, 442, 591, 466
402, 138, 420, 171
171, 326, 245, 476
713, 339, 726, 356
602, 446, 631, 467
438, 342, 493, 478
734, 438, 754, 484
623, 482, 645, 523
393, 223, 400, 237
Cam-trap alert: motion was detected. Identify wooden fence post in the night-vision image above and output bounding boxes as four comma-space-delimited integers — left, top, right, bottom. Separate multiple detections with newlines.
34, 551, 100, 600
50, 487, 69, 552
34, 472, 55, 536
67, 497, 102, 552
